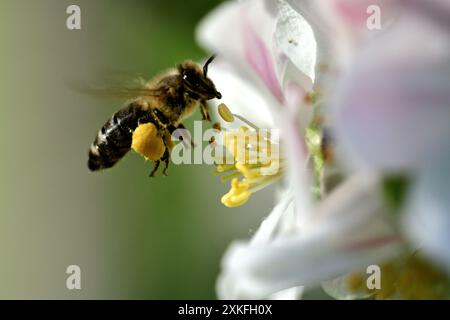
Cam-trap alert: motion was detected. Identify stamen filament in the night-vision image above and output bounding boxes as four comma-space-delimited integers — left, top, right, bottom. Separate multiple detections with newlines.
233, 114, 260, 130
215, 164, 236, 173
220, 171, 241, 182
249, 175, 282, 193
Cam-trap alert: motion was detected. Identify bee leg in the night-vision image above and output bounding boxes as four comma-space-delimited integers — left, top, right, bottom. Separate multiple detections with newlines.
162, 150, 170, 176
175, 123, 195, 148
200, 100, 211, 122
149, 160, 161, 177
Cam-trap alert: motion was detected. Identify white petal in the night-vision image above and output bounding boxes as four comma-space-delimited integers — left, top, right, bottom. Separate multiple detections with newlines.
274, 108, 312, 223
285, 0, 335, 41
250, 192, 295, 244
269, 286, 304, 300
207, 59, 277, 128
285, 0, 342, 71
216, 172, 402, 299
403, 138, 450, 272
275, 0, 316, 85
196, 1, 244, 70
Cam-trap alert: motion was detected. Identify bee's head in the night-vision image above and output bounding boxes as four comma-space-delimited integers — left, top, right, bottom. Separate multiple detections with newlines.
178, 55, 222, 100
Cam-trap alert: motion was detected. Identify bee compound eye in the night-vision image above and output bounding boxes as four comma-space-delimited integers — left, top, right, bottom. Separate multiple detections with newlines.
182, 71, 190, 81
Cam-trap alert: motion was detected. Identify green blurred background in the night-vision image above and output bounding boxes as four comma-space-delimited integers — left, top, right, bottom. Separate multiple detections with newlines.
0, 0, 275, 299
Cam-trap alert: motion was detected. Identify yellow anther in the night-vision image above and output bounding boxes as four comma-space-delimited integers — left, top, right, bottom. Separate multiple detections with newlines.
132, 123, 166, 161
218, 103, 235, 122
214, 103, 283, 208
304, 91, 317, 104
345, 255, 450, 300
239, 126, 249, 133
221, 178, 251, 208
346, 273, 365, 292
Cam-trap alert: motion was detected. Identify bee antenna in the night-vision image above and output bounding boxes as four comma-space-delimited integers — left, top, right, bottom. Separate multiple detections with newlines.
203, 54, 216, 76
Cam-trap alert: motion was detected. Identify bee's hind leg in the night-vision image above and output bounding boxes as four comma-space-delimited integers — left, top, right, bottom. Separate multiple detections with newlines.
149, 160, 161, 177
162, 150, 170, 176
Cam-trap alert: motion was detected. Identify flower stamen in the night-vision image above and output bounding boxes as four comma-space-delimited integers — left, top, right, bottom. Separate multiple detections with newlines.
215, 103, 283, 207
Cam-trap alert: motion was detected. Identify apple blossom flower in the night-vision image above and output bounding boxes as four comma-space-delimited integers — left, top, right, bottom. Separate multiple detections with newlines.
196, 0, 450, 299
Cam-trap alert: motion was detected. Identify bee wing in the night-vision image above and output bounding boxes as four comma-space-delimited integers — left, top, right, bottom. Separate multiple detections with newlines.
83, 87, 165, 99
71, 82, 166, 99
68, 71, 166, 100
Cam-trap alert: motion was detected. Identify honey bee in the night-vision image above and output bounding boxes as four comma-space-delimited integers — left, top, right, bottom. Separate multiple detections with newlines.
87, 56, 221, 176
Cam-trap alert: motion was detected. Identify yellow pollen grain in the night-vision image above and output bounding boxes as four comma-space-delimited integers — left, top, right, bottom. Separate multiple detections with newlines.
131, 123, 166, 161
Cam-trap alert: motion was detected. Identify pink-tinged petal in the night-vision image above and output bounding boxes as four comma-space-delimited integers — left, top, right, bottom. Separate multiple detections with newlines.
332, 11, 450, 171
197, 0, 284, 103
276, 83, 314, 222
334, 0, 373, 26
332, 0, 397, 28
196, 0, 264, 92
341, 235, 402, 252
318, 0, 399, 38
239, 0, 285, 103
242, 20, 284, 103
275, 107, 311, 224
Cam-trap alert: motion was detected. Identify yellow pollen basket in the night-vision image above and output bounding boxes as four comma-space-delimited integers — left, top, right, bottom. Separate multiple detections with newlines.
131, 123, 166, 161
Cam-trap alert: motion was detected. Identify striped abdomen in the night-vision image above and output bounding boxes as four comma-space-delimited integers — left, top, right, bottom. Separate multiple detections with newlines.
88, 102, 149, 171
